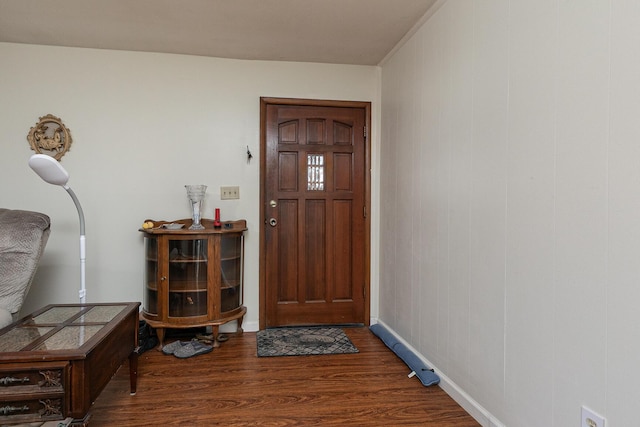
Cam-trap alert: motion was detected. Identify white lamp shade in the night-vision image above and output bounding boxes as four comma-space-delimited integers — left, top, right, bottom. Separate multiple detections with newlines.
29, 154, 70, 186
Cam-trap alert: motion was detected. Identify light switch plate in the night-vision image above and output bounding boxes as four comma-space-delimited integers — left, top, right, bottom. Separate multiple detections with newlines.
220, 186, 240, 200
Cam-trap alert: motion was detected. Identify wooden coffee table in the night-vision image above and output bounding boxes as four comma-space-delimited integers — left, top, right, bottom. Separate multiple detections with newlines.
0, 302, 140, 425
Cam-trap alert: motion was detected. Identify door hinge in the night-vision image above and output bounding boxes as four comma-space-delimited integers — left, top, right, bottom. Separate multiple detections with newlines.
364, 126, 367, 138
363, 206, 367, 218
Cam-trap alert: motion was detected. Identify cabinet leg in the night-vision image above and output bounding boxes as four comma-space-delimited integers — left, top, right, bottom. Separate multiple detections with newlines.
212, 326, 220, 348
236, 316, 244, 335
155, 328, 166, 349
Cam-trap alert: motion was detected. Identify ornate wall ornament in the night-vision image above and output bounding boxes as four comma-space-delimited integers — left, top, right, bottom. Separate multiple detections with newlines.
27, 114, 72, 160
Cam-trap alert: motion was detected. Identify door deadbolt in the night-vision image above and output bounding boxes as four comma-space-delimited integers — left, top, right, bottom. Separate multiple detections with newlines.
269, 218, 277, 227
269, 200, 277, 208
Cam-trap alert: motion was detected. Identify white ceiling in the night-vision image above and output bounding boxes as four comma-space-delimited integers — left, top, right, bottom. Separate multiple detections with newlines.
0, 0, 437, 66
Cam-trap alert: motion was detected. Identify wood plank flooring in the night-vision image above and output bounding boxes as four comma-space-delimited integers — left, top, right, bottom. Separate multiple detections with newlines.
89, 327, 480, 426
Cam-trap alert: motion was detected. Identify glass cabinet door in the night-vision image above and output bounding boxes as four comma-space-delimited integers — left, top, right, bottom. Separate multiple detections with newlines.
143, 236, 158, 315
168, 238, 208, 318
220, 234, 243, 313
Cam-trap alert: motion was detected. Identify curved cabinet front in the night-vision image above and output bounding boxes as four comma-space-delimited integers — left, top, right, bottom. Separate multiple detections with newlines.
140, 218, 246, 346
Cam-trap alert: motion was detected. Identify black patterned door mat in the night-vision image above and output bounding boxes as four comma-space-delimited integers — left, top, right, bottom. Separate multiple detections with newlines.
256, 327, 359, 357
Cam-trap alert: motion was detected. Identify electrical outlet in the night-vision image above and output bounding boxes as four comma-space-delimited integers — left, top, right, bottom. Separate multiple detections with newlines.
220, 186, 240, 200
581, 406, 605, 427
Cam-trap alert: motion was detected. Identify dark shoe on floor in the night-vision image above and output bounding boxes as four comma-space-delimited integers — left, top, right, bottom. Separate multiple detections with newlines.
174, 341, 213, 359
162, 340, 187, 355
196, 333, 214, 341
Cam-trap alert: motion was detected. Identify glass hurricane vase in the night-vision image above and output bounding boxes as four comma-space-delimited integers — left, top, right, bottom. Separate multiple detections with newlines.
185, 185, 207, 230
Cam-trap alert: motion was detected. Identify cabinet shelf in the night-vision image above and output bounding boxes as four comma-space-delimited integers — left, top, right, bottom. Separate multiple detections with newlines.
221, 281, 240, 289
169, 259, 207, 264
140, 219, 247, 347
168, 287, 208, 293
169, 254, 208, 262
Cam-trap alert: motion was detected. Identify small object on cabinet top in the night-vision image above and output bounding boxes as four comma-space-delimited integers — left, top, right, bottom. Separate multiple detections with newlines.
163, 223, 184, 230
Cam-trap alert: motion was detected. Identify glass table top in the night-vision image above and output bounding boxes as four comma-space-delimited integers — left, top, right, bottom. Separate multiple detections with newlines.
0, 327, 54, 352
0, 304, 129, 353
33, 325, 105, 351
28, 305, 126, 325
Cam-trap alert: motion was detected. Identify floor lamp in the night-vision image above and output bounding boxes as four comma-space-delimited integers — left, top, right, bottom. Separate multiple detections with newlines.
28, 154, 86, 303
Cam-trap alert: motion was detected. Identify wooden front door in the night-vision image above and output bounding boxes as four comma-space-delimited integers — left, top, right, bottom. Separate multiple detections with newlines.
260, 98, 370, 328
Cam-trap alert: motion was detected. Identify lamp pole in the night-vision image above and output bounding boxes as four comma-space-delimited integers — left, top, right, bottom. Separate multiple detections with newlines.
28, 154, 87, 303
63, 185, 86, 303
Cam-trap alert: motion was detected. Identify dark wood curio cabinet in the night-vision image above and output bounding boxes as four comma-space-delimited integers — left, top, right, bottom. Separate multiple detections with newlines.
139, 219, 246, 347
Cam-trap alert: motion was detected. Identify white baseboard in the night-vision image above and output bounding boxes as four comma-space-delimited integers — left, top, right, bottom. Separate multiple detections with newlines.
372, 319, 505, 427
218, 320, 259, 333
242, 321, 259, 332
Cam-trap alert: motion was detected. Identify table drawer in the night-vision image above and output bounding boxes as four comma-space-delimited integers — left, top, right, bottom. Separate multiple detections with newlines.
0, 395, 65, 423
0, 361, 68, 424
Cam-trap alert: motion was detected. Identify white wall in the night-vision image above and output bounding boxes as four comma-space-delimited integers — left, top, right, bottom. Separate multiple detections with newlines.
0, 42, 380, 332
380, 0, 640, 426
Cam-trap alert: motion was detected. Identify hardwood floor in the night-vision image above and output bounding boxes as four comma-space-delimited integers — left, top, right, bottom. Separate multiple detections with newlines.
89, 327, 480, 426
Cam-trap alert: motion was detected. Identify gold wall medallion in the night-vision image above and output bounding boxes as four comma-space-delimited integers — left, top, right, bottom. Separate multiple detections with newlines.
27, 114, 73, 160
